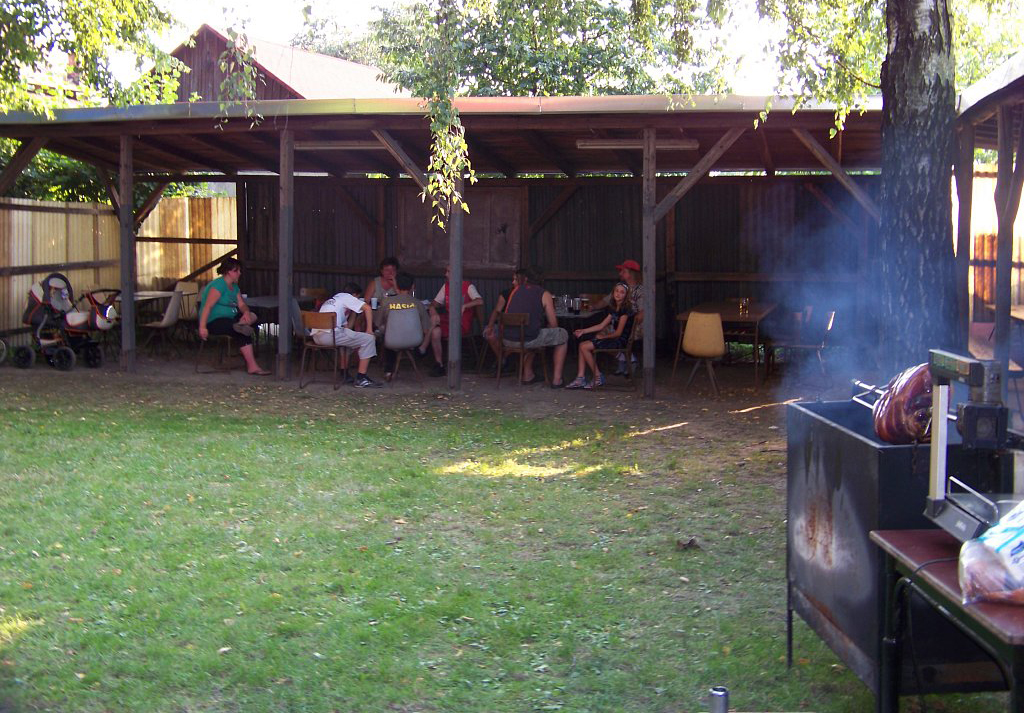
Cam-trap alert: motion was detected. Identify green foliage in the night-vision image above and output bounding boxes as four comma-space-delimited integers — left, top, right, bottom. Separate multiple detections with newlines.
217, 27, 265, 127
369, 0, 707, 96
0, 0, 185, 114
290, 12, 382, 66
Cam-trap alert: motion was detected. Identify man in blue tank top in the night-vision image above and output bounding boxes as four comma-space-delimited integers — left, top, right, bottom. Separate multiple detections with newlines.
503, 267, 568, 388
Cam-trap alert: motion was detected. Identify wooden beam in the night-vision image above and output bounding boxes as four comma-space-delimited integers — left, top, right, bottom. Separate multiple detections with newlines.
0, 137, 46, 194
118, 135, 136, 372
277, 129, 295, 379
593, 129, 642, 176
654, 127, 745, 223
791, 127, 880, 222
994, 105, 1018, 395
529, 181, 579, 237
133, 181, 169, 230
138, 136, 233, 174
295, 141, 386, 150
180, 248, 238, 283
954, 125, 975, 347
576, 138, 698, 150
336, 184, 381, 237
96, 167, 120, 212
465, 135, 514, 177
755, 127, 775, 177
191, 133, 278, 173
521, 130, 576, 177
802, 182, 858, 231
642, 127, 656, 398
0, 259, 119, 278
372, 129, 427, 190
136, 237, 235, 245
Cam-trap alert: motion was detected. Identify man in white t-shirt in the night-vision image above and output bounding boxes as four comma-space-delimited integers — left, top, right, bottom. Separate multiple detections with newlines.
314, 282, 382, 388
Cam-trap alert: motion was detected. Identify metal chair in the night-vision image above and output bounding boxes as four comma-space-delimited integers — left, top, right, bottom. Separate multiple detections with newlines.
766, 309, 836, 384
298, 311, 346, 390
496, 312, 548, 388
676, 311, 726, 396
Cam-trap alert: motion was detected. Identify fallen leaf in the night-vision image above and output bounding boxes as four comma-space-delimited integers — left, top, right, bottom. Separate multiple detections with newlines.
218, 647, 232, 655
675, 537, 700, 551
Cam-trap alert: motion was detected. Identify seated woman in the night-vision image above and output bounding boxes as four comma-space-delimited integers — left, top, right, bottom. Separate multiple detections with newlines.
197, 257, 270, 375
565, 281, 632, 390
364, 256, 400, 304
425, 264, 483, 377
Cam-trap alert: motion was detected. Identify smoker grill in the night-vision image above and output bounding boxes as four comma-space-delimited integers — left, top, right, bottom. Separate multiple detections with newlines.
786, 397, 1006, 695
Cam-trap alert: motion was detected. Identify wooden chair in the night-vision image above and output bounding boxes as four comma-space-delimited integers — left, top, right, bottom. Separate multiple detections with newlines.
195, 333, 235, 373
299, 287, 328, 306
496, 312, 548, 388
592, 317, 642, 390
676, 311, 726, 396
298, 311, 346, 390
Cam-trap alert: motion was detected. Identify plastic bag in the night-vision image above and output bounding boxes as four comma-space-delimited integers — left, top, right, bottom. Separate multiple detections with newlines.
959, 500, 1024, 605
872, 363, 932, 444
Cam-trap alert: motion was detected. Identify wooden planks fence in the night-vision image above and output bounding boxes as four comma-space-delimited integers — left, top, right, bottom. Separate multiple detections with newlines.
0, 196, 236, 345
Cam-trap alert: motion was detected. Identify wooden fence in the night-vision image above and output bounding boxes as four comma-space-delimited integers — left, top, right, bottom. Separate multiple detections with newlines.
0, 196, 236, 345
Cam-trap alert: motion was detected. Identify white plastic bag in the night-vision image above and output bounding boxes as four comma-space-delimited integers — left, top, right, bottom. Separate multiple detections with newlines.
959, 500, 1024, 605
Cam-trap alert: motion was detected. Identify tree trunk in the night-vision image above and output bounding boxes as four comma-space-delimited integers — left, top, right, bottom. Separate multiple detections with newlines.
877, 0, 957, 375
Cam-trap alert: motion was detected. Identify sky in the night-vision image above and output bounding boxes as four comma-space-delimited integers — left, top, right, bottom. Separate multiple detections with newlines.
157, 0, 780, 94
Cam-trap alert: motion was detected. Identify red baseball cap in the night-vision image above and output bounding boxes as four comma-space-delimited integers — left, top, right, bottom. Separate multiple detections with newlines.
616, 259, 641, 271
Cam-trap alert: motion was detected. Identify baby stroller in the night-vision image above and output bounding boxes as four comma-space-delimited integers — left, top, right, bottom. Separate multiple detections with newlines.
12, 273, 118, 370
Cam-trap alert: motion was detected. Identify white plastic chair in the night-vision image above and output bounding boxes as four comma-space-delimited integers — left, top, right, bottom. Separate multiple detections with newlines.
679, 311, 726, 396
141, 291, 183, 356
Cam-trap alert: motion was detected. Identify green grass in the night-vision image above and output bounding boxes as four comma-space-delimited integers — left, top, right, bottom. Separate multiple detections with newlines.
0, 379, 1007, 712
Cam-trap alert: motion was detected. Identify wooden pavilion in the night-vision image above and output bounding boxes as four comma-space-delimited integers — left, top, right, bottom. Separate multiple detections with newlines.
0, 94, 886, 395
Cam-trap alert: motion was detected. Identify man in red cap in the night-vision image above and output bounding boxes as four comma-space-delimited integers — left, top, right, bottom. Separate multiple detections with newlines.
592, 259, 643, 375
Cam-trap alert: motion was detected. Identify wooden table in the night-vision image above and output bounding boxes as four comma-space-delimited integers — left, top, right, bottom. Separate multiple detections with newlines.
677, 301, 776, 382
872, 529, 1024, 712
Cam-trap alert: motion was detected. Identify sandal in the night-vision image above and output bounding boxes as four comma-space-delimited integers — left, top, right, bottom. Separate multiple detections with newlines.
584, 374, 605, 389
564, 376, 588, 390
248, 368, 272, 376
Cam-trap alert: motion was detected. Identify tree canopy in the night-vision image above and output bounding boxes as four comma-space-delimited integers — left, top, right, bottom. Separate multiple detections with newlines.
0, 0, 186, 114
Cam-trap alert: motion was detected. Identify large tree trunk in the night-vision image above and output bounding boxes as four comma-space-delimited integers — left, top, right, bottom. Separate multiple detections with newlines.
877, 0, 957, 375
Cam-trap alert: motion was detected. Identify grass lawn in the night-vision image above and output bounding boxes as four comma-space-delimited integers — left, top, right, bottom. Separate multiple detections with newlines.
0, 370, 1008, 712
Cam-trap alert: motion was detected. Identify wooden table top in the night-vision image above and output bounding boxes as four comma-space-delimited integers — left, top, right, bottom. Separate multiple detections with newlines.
871, 528, 1024, 646
677, 300, 777, 324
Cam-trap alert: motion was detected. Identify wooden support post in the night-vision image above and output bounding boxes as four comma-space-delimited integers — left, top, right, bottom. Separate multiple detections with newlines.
447, 176, 465, 391
118, 135, 136, 371
133, 181, 169, 230
277, 129, 295, 379
642, 127, 657, 398
954, 126, 975, 349
372, 129, 427, 191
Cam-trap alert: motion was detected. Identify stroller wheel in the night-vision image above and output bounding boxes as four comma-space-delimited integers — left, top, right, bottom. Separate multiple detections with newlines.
52, 346, 76, 371
12, 345, 35, 369
83, 343, 103, 368
0, 337, 6, 364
